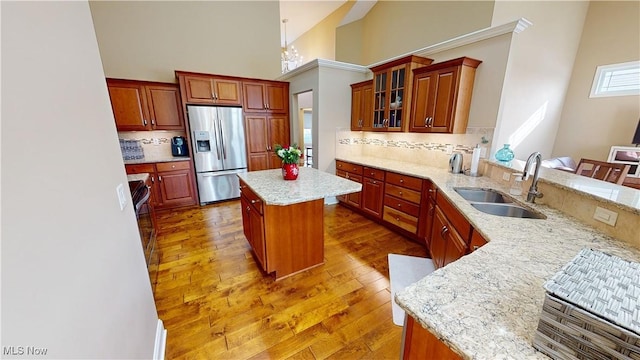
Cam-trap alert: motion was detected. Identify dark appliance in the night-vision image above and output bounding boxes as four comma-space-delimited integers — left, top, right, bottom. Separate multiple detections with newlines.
171, 136, 189, 157
129, 180, 159, 293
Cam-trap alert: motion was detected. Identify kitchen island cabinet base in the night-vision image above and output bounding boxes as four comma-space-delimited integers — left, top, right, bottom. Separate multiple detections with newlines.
263, 198, 325, 280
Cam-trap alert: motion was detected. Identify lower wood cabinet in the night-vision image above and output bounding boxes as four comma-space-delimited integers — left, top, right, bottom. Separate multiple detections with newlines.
240, 190, 267, 270
430, 194, 471, 268
402, 315, 462, 360
420, 180, 437, 248
469, 229, 488, 253
361, 167, 385, 218
382, 171, 423, 237
239, 179, 324, 280
125, 161, 197, 210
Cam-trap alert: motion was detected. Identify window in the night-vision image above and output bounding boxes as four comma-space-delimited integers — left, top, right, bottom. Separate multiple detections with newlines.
590, 60, 640, 98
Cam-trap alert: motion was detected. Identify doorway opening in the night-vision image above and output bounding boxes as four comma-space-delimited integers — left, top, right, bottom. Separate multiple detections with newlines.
296, 91, 314, 167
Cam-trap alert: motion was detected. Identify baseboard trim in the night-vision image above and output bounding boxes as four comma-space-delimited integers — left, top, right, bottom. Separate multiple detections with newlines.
153, 319, 167, 360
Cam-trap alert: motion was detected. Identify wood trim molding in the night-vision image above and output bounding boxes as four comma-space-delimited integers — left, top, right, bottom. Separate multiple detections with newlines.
278, 59, 369, 80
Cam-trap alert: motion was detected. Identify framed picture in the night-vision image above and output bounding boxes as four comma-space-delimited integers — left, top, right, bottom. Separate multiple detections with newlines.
607, 146, 640, 178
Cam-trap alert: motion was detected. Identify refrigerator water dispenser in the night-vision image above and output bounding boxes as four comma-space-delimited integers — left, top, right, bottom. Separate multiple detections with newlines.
194, 131, 211, 152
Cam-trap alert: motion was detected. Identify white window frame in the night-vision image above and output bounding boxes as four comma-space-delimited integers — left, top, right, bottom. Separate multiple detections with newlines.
589, 60, 640, 98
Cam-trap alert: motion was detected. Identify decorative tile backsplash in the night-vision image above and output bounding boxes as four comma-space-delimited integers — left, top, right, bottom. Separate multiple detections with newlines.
335, 127, 495, 169
118, 131, 186, 161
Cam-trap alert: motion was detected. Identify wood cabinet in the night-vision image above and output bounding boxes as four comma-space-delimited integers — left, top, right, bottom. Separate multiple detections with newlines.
369, 55, 433, 132
469, 229, 488, 253
383, 172, 423, 237
361, 166, 385, 218
242, 81, 288, 114
177, 72, 242, 106
336, 160, 364, 208
410, 57, 482, 134
239, 179, 324, 280
125, 161, 197, 210
419, 180, 438, 249
350, 80, 373, 131
402, 315, 462, 360
240, 183, 267, 270
245, 114, 290, 171
430, 194, 471, 268
107, 79, 184, 131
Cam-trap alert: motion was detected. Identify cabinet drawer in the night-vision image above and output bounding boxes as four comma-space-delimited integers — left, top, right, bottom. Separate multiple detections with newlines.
156, 161, 191, 172
239, 180, 263, 214
386, 172, 423, 191
436, 195, 471, 241
385, 183, 421, 204
126, 163, 155, 174
336, 160, 363, 175
383, 206, 418, 234
363, 166, 385, 181
384, 195, 420, 217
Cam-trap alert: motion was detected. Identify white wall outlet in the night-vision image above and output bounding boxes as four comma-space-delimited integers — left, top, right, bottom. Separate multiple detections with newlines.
116, 183, 127, 211
502, 172, 511, 181
593, 206, 618, 226
153, 138, 160, 145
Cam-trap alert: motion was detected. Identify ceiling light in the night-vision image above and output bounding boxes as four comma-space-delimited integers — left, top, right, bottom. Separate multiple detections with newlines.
281, 19, 303, 74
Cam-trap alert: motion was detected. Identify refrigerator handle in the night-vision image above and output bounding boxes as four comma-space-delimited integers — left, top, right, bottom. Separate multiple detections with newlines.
217, 109, 227, 159
211, 117, 221, 160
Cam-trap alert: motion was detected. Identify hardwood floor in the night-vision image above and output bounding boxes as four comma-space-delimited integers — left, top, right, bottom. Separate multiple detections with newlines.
153, 201, 428, 359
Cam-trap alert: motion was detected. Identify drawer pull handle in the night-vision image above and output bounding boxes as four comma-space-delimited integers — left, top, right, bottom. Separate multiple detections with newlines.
251, 199, 260, 204
398, 191, 403, 195
400, 179, 404, 183
441, 226, 449, 238
397, 203, 402, 207
246, 206, 250, 212
395, 217, 400, 221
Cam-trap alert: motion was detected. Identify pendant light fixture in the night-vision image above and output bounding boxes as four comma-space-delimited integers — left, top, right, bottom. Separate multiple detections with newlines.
281, 19, 303, 74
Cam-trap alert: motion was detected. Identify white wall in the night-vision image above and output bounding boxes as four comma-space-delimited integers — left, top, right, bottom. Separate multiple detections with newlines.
491, 0, 589, 160
2, 2, 159, 358
553, 1, 640, 161
89, 1, 282, 82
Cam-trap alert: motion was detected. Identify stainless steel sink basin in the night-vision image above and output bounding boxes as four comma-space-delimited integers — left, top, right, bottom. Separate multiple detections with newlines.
454, 188, 512, 203
453, 187, 546, 219
470, 203, 546, 219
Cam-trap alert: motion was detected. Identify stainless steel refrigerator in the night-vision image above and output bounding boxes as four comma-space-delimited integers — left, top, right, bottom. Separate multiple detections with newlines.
187, 105, 247, 204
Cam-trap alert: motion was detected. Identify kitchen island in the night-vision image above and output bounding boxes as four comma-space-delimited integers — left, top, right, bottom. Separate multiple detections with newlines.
237, 167, 362, 280
335, 155, 640, 359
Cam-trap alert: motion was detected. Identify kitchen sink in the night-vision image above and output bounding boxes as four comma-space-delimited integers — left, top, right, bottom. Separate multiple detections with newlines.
453, 187, 546, 219
454, 188, 512, 203
470, 203, 546, 219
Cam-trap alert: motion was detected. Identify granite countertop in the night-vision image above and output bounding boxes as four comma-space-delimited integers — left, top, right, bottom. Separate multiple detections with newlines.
124, 156, 190, 165
336, 155, 640, 359
237, 167, 362, 206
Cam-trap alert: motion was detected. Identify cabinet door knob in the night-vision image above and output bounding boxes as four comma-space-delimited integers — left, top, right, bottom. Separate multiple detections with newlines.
400, 179, 404, 183
424, 118, 429, 127
143, 119, 148, 126
246, 206, 250, 212
251, 199, 260, 204
397, 203, 402, 207
398, 191, 403, 195
158, 175, 162, 182
441, 226, 449, 238
395, 217, 400, 221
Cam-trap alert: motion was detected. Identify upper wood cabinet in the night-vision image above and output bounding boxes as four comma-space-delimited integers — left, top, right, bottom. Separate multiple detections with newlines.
409, 57, 482, 134
350, 80, 373, 131
107, 79, 184, 131
242, 81, 288, 114
369, 55, 433, 132
176, 71, 242, 106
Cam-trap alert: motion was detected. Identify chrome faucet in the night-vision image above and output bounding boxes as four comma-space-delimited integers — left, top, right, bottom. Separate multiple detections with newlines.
522, 152, 544, 203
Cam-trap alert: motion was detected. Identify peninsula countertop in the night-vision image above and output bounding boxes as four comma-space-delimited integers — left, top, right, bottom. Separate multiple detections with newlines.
336, 155, 640, 359
237, 167, 362, 206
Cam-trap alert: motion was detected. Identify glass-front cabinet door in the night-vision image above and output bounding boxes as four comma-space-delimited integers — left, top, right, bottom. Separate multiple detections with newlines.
369, 55, 433, 132
373, 71, 387, 129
